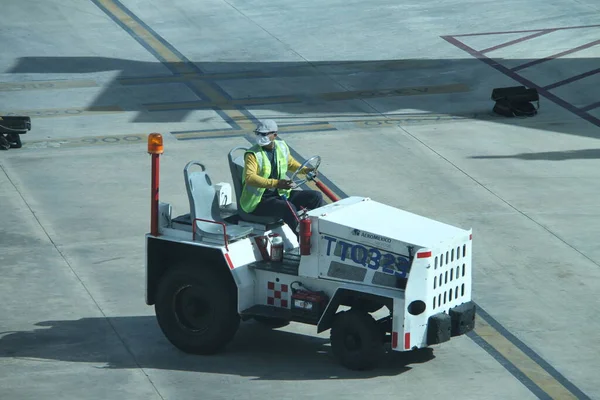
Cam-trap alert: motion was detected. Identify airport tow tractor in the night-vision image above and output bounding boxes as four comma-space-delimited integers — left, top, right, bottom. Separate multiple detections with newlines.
144, 133, 476, 370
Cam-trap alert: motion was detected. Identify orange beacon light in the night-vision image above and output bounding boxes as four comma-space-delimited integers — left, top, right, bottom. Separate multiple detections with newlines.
148, 132, 164, 154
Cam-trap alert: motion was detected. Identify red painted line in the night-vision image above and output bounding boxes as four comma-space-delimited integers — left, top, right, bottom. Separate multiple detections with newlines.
581, 101, 600, 112
224, 252, 234, 269
511, 39, 600, 72
450, 24, 600, 37
544, 68, 600, 90
441, 35, 600, 129
480, 30, 555, 54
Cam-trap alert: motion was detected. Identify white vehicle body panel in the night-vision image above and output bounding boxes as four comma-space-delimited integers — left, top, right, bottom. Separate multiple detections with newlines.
403, 231, 472, 350
311, 196, 466, 249
147, 183, 474, 354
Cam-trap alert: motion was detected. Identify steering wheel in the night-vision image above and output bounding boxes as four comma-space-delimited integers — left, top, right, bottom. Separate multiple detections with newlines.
289, 155, 321, 188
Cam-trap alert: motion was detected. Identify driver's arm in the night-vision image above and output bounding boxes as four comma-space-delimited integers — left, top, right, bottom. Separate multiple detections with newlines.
287, 154, 310, 173
244, 153, 279, 188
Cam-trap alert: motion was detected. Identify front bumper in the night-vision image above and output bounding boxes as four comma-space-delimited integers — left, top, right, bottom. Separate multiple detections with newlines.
427, 301, 476, 345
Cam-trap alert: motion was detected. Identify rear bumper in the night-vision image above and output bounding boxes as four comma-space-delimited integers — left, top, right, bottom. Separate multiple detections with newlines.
427, 301, 476, 345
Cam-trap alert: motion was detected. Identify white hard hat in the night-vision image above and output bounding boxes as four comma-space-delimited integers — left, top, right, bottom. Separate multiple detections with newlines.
254, 119, 278, 134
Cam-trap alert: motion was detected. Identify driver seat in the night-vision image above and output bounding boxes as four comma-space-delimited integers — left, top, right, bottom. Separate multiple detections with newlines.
227, 146, 283, 226
184, 161, 254, 244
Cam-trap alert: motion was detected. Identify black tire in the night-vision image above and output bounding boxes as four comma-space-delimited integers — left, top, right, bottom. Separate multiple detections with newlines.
253, 316, 290, 329
154, 265, 240, 355
330, 309, 385, 370
351, 298, 384, 314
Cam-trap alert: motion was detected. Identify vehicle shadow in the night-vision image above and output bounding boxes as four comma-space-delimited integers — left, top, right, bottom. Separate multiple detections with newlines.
0, 315, 435, 380
5, 56, 600, 139
470, 148, 600, 161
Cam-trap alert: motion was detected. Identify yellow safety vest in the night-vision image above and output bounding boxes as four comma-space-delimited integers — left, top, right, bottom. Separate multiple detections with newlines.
240, 140, 292, 213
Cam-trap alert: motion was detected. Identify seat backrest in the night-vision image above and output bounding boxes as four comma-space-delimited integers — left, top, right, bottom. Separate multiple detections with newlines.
227, 146, 249, 205
183, 161, 225, 235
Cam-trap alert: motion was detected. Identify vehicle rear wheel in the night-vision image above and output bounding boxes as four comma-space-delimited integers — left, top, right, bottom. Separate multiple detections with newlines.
253, 316, 290, 328
154, 265, 240, 355
351, 298, 384, 313
330, 308, 385, 370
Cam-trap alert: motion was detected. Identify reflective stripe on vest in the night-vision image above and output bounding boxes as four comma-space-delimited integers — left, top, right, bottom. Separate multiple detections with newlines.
240, 140, 291, 213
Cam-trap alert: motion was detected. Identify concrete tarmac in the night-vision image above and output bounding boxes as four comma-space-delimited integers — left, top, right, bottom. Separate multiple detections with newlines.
1, 0, 600, 399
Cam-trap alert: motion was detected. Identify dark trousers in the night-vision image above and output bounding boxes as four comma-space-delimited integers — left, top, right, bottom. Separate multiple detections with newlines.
251, 190, 325, 234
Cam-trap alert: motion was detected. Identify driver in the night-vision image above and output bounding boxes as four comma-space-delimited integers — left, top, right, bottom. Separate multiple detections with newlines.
240, 119, 325, 235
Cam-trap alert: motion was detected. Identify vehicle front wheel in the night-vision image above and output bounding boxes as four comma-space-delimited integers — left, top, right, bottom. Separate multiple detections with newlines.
154, 265, 240, 355
330, 309, 385, 370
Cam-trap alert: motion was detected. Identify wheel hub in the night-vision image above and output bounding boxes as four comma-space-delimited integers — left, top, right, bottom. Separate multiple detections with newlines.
173, 285, 213, 332
344, 332, 362, 351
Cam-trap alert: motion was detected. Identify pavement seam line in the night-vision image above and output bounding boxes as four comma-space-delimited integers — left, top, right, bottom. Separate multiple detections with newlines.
0, 162, 166, 400
572, 0, 600, 12
396, 125, 600, 269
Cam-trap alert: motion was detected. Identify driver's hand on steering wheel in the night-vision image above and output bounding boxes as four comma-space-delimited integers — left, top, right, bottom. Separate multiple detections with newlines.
303, 167, 318, 176
276, 179, 294, 189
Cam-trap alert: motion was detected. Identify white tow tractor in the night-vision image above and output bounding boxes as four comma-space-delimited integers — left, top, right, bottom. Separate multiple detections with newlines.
144, 133, 476, 370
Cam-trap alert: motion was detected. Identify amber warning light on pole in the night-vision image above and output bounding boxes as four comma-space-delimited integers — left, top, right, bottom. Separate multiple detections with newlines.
148, 133, 163, 236
148, 132, 164, 154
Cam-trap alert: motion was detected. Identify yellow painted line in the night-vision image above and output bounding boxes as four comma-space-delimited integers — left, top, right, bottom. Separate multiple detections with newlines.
350, 112, 496, 127
232, 96, 300, 106
21, 133, 147, 149
173, 123, 337, 140
0, 106, 123, 118
118, 60, 443, 86
189, 80, 250, 126
172, 130, 252, 140
119, 75, 192, 85
98, 0, 252, 128
341, 59, 443, 72
320, 83, 470, 101
98, 0, 195, 72
0, 80, 98, 92
145, 96, 301, 111
145, 84, 470, 111
474, 314, 579, 400
118, 71, 267, 85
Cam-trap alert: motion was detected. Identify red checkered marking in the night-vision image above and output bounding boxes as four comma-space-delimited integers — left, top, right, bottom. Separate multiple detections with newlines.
267, 281, 289, 308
